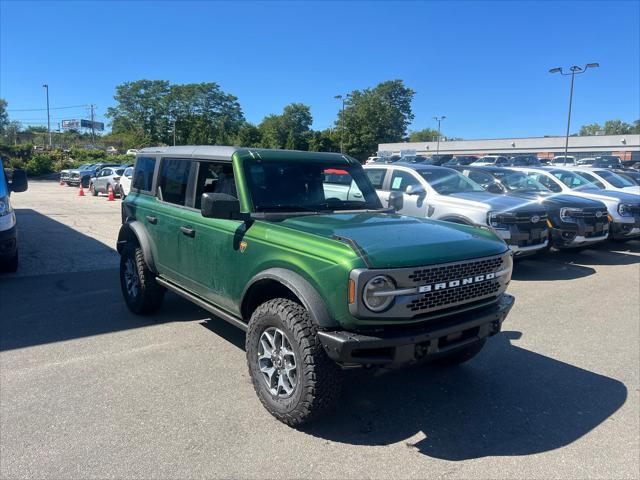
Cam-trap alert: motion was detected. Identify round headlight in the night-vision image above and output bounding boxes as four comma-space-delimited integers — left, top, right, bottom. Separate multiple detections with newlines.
363, 275, 395, 312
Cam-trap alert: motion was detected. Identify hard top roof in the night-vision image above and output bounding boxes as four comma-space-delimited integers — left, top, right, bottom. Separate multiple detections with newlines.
138, 145, 353, 164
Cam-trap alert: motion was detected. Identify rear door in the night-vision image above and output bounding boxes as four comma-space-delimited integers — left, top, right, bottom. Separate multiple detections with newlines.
365, 167, 389, 205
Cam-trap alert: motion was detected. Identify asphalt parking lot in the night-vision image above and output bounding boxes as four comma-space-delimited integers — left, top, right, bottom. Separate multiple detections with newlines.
1, 180, 639, 479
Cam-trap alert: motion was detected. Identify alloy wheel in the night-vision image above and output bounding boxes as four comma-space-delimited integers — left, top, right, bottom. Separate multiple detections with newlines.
258, 327, 298, 397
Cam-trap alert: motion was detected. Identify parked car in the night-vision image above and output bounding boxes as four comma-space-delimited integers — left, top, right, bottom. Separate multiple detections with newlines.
428, 154, 454, 165
69, 162, 122, 188
106, 146, 119, 155
472, 155, 510, 166
594, 155, 623, 168
118, 166, 134, 198
552, 156, 576, 165
509, 155, 542, 167
365, 156, 380, 164
364, 163, 549, 256
510, 167, 640, 241
118, 146, 515, 425
575, 158, 597, 166
126, 149, 140, 156
444, 155, 479, 166
89, 166, 127, 197
566, 167, 640, 195
0, 158, 28, 272
452, 166, 610, 249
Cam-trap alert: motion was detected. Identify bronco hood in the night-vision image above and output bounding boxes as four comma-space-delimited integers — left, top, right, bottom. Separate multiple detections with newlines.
278, 212, 508, 268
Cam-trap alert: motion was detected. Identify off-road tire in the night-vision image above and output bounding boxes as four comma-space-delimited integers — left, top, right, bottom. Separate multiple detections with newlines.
246, 298, 342, 426
120, 245, 164, 314
90, 182, 98, 196
431, 338, 487, 367
0, 250, 18, 273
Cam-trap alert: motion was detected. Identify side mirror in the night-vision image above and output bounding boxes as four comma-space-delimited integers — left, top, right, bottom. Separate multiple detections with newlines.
388, 191, 404, 211
201, 192, 241, 220
10, 169, 28, 193
487, 183, 504, 194
405, 184, 425, 196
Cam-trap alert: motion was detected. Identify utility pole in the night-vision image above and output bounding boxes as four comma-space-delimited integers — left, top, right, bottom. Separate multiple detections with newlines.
549, 63, 599, 164
88, 104, 96, 145
433, 115, 446, 156
172, 118, 176, 146
42, 84, 51, 148
334, 94, 348, 154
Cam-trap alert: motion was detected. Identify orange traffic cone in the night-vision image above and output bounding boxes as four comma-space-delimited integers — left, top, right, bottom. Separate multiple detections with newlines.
78, 184, 85, 196
60, 178, 64, 186
107, 184, 115, 201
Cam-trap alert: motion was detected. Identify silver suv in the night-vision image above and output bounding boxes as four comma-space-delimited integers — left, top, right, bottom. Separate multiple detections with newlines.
364, 163, 549, 256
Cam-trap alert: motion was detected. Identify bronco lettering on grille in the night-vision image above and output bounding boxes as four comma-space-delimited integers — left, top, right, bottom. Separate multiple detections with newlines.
418, 272, 496, 293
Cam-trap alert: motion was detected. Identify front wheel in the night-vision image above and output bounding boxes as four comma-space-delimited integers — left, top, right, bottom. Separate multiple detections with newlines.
431, 338, 487, 366
119, 245, 165, 314
90, 182, 98, 196
246, 298, 342, 426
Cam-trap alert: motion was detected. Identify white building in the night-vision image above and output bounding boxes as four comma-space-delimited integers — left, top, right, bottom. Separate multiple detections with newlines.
379, 134, 640, 162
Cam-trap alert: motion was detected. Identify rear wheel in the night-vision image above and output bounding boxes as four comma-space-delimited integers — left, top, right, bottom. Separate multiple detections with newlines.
246, 298, 342, 426
90, 182, 98, 196
119, 245, 165, 314
431, 338, 487, 366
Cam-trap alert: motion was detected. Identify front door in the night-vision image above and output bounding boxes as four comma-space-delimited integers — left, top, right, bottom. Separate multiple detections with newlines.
389, 169, 428, 217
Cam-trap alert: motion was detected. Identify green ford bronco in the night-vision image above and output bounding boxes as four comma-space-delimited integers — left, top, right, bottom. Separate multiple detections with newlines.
117, 146, 514, 425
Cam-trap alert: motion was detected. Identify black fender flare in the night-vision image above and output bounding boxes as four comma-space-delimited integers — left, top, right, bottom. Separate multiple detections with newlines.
116, 221, 157, 273
241, 268, 338, 329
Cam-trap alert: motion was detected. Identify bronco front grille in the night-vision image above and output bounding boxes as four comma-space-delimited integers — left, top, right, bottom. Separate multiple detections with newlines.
407, 280, 501, 312
408, 256, 504, 284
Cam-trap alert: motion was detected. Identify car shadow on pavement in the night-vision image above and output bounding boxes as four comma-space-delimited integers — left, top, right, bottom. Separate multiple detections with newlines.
302, 331, 627, 461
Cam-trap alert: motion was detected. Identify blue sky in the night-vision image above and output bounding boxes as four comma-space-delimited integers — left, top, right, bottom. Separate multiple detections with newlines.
1, 0, 638, 139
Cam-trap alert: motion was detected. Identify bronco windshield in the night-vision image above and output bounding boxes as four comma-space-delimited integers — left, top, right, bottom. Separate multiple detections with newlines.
419, 168, 485, 194
244, 160, 383, 213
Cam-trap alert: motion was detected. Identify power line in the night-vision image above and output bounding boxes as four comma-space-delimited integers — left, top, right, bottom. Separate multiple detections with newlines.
7, 104, 89, 112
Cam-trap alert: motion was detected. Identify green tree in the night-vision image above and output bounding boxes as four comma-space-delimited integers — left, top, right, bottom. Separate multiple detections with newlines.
106, 80, 244, 146
408, 128, 440, 142
603, 119, 633, 135
307, 129, 339, 152
337, 80, 415, 160
234, 123, 262, 147
258, 103, 313, 150
0, 99, 8, 134
632, 120, 640, 134
578, 123, 602, 136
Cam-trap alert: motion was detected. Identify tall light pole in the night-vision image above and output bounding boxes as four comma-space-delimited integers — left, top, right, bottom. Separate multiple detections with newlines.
334, 94, 349, 153
433, 115, 446, 156
42, 84, 51, 148
549, 63, 599, 164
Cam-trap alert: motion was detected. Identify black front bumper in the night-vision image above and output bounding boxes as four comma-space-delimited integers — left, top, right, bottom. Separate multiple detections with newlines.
610, 218, 640, 240
0, 225, 17, 260
550, 219, 610, 248
318, 294, 514, 367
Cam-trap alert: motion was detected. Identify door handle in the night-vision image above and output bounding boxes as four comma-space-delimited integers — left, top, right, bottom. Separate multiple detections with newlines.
180, 226, 196, 237
353, 192, 363, 198
145, 215, 157, 224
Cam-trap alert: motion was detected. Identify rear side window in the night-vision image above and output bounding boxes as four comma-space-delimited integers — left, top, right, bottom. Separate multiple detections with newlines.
577, 172, 605, 189
158, 158, 192, 205
390, 170, 421, 192
133, 156, 156, 191
365, 169, 387, 189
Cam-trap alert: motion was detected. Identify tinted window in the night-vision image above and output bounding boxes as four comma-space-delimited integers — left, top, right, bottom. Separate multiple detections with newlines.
158, 158, 192, 205
133, 156, 156, 191
124, 167, 133, 178
551, 170, 595, 189
194, 161, 237, 209
418, 169, 484, 194
390, 170, 421, 192
115, 168, 125, 176
528, 173, 562, 193
596, 170, 635, 188
365, 169, 386, 189
576, 172, 605, 189
467, 170, 495, 188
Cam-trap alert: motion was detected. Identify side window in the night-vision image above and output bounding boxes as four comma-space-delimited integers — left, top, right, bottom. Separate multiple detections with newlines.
530, 173, 562, 193
132, 156, 156, 192
577, 172, 605, 188
390, 170, 421, 192
158, 158, 192, 205
365, 169, 387, 189
468, 171, 494, 188
194, 161, 237, 209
